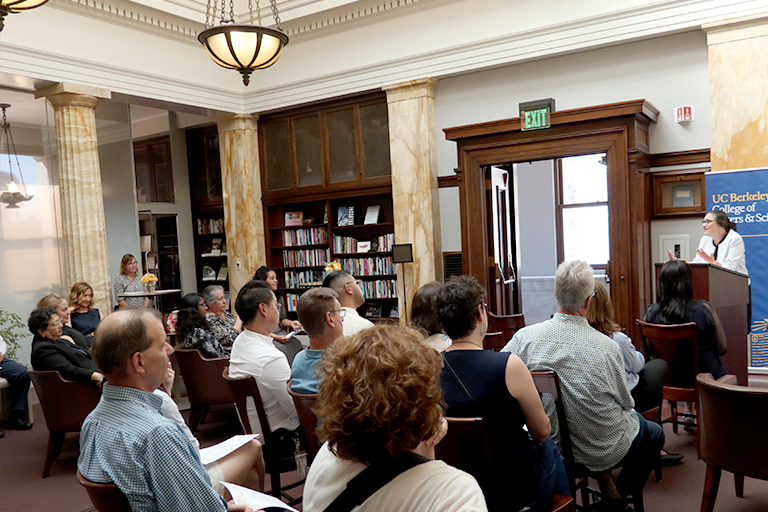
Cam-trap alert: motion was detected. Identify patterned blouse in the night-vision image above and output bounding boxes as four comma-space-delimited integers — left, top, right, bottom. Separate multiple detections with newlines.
180, 327, 229, 359
206, 311, 239, 347
114, 275, 145, 307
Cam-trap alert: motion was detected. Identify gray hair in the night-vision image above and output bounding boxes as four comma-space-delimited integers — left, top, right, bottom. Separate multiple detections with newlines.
555, 260, 595, 313
202, 285, 224, 306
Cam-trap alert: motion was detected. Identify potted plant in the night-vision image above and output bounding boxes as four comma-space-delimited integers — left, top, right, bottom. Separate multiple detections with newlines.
0, 307, 27, 361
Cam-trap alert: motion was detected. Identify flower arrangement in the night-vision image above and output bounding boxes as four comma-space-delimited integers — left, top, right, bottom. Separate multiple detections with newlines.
140, 272, 159, 283
166, 310, 178, 334
324, 261, 342, 273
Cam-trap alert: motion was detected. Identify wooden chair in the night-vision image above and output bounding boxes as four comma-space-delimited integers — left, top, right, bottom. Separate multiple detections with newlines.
697, 373, 767, 512
531, 370, 644, 512
28, 370, 102, 478
483, 332, 507, 352
286, 381, 320, 461
222, 367, 304, 506
76, 469, 132, 512
172, 348, 234, 431
636, 320, 698, 433
435, 415, 573, 512
487, 312, 525, 350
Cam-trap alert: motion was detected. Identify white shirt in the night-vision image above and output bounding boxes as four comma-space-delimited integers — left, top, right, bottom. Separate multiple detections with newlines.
341, 307, 374, 337
610, 332, 645, 390
304, 443, 488, 512
229, 329, 299, 432
691, 229, 748, 276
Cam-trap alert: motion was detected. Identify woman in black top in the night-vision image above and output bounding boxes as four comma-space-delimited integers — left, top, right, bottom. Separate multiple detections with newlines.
28, 307, 103, 384
436, 276, 569, 512
69, 282, 101, 338
176, 293, 229, 358
36, 292, 90, 350
643, 260, 727, 381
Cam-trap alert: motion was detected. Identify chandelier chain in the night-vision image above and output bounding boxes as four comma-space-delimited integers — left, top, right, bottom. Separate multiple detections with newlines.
204, 0, 212, 27
1, 107, 29, 194
255, 0, 261, 26
220, 0, 226, 23
229, 0, 234, 22
270, 0, 281, 30
248, 0, 254, 24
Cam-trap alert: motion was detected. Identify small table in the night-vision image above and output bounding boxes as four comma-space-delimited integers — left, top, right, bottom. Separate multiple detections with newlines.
116, 289, 182, 310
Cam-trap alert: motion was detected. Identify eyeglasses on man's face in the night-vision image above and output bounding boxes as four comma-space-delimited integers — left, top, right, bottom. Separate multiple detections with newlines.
591, 289, 598, 297
49, 319, 63, 328
329, 309, 346, 319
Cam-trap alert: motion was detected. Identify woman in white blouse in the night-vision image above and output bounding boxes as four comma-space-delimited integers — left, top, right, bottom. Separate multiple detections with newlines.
669, 210, 747, 275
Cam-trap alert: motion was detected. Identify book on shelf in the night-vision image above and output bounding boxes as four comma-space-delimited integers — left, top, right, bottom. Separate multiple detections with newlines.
284, 227, 326, 246
285, 211, 304, 227
364, 205, 380, 225
337, 206, 354, 226
197, 217, 225, 235
202, 265, 216, 281
217, 263, 228, 281
365, 303, 382, 318
357, 241, 371, 253
210, 238, 222, 256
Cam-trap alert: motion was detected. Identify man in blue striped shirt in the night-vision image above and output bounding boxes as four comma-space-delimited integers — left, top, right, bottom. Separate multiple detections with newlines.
78, 308, 253, 512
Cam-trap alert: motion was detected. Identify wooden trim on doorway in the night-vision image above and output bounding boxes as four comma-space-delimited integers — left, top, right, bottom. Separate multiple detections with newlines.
444, 100, 658, 343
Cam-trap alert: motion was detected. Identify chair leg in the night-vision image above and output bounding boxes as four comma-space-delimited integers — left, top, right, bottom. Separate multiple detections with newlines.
200, 405, 210, 426
670, 400, 678, 434
632, 492, 644, 512
734, 473, 744, 498
654, 453, 662, 482
270, 469, 282, 499
43, 431, 66, 478
700, 464, 721, 512
188, 404, 204, 432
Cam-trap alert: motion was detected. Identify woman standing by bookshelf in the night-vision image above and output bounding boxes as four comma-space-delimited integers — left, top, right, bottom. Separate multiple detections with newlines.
203, 285, 241, 347
253, 265, 303, 365
114, 254, 149, 309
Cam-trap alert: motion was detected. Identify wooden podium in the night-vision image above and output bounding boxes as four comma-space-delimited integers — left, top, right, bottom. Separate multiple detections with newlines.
654, 263, 749, 385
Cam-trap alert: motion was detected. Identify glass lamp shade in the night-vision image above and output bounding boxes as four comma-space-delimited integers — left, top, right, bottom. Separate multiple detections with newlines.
1, 0, 49, 12
199, 24, 288, 85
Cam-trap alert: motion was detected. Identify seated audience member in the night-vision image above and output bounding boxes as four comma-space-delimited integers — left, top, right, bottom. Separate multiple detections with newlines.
436, 276, 569, 512
587, 282, 682, 466
0, 334, 32, 431
228, 280, 303, 456
204, 285, 242, 348
410, 281, 451, 352
78, 308, 253, 512
69, 282, 101, 338
29, 307, 103, 385
177, 293, 230, 358
37, 292, 90, 350
322, 270, 373, 336
156, 360, 265, 496
503, 261, 664, 510
253, 266, 303, 365
304, 325, 488, 512
290, 288, 344, 394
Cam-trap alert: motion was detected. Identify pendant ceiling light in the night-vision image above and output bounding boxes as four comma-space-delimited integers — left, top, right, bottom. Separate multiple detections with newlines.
198, 0, 289, 86
0, 0, 49, 31
0, 104, 35, 209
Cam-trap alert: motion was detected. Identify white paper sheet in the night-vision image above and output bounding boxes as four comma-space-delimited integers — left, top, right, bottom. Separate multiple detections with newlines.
199, 434, 258, 465
222, 482, 300, 512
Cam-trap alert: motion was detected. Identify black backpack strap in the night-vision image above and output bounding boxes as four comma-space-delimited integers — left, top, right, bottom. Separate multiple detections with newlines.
442, 352, 485, 411
323, 452, 431, 512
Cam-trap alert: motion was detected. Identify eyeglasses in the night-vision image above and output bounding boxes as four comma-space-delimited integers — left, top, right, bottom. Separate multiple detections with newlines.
329, 309, 346, 319
702, 219, 714, 225
591, 289, 597, 297
50, 319, 63, 328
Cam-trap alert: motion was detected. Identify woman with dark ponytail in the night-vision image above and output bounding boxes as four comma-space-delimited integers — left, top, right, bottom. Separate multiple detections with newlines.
669, 210, 747, 275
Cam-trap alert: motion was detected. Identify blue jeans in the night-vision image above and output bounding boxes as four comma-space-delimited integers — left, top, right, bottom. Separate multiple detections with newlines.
614, 411, 665, 497
529, 437, 571, 511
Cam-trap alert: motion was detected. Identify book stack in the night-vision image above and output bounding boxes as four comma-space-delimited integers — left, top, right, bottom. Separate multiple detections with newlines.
339, 256, 394, 276
359, 280, 397, 299
377, 233, 395, 252
282, 248, 329, 267
333, 234, 358, 254
283, 227, 326, 246
197, 218, 225, 234
284, 270, 325, 288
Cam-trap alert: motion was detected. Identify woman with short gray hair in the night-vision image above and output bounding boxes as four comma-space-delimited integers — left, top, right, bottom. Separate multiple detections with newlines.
203, 285, 241, 347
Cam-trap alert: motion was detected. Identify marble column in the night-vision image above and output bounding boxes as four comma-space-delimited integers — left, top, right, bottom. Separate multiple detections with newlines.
35, 83, 112, 315
383, 78, 442, 324
215, 114, 266, 303
706, 15, 768, 170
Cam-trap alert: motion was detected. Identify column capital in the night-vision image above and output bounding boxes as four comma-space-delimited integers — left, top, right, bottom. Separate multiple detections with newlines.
35, 83, 111, 110
382, 78, 438, 103
215, 113, 259, 133
704, 13, 768, 45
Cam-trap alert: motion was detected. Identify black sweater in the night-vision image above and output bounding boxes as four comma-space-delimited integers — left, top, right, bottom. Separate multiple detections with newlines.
31, 335, 100, 382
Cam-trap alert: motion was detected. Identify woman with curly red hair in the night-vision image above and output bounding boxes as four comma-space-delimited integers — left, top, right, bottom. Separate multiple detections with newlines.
304, 325, 487, 512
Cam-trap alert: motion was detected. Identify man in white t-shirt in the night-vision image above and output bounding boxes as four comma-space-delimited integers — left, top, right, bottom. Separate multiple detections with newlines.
322, 270, 373, 337
228, 280, 303, 458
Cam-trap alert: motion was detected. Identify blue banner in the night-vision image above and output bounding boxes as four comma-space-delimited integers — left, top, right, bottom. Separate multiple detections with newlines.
706, 169, 768, 367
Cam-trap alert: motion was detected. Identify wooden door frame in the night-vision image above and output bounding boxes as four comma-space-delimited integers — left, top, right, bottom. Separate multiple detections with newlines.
444, 100, 658, 343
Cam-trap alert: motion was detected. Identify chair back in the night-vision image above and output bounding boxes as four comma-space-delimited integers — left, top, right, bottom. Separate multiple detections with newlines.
636, 320, 698, 388
28, 370, 102, 432
487, 313, 525, 351
77, 470, 132, 512
435, 417, 495, 506
530, 370, 576, 493
483, 332, 507, 352
287, 382, 320, 460
697, 373, 768, 480
173, 348, 235, 405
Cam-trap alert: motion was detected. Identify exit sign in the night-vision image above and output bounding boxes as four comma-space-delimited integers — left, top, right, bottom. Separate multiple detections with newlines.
519, 98, 556, 131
